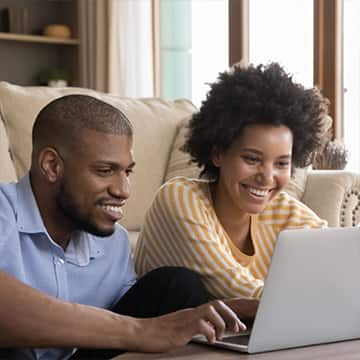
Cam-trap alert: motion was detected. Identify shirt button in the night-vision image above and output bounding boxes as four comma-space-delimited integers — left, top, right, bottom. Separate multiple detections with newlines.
58, 258, 65, 265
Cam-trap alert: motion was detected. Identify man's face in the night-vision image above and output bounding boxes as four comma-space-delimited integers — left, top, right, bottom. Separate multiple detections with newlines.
56, 129, 134, 237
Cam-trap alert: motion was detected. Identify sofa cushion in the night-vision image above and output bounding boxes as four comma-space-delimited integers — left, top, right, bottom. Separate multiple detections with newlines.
164, 116, 200, 181
0, 113, 17, 183
164, 116, 308, 201
0, 82, 196, 230
0, 82, 99, 177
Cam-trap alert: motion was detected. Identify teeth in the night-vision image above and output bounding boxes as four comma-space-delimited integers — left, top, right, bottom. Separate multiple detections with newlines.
247, 187, 269, 197
102, 205, 122, 213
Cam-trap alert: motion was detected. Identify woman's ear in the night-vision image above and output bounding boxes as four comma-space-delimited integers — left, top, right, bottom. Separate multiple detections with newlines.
38, 147, 64, 183
211, 147, 223, 167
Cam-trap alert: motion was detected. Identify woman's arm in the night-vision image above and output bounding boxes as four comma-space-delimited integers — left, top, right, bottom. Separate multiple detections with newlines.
135, 179, 264, 299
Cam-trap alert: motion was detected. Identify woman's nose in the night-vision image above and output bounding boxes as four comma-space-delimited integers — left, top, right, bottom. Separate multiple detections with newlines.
255, 165, 275, 185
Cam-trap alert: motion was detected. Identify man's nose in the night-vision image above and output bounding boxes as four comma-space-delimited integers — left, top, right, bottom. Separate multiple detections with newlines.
109, 173, 130, 199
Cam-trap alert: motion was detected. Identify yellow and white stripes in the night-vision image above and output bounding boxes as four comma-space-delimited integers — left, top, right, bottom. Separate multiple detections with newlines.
134, 177, 327, 299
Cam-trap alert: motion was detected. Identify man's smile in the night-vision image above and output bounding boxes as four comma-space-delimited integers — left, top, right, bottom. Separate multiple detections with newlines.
97, 201, 125, 221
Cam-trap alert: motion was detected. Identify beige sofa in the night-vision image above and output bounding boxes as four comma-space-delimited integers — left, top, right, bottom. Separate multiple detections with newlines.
1, 81, 360, 250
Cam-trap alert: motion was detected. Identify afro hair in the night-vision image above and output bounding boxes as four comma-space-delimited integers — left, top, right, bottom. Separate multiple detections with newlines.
182, 62, 329, 180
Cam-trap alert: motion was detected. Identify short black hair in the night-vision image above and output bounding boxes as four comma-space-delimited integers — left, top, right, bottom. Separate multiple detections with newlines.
182, 63, 329, 180
32, 94, 132, 157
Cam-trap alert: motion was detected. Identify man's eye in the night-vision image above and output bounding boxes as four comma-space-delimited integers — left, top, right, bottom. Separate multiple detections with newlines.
97, 169, 113, 176
126, 169, 134, 177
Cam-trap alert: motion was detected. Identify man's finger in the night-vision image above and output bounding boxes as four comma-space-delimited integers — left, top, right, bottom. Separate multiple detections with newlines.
197, 318, 217, 343
201, 304, 227, 340
207, 300, 246, 335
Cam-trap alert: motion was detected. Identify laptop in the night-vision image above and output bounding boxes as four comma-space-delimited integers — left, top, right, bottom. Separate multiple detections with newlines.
193, 226, 360, 353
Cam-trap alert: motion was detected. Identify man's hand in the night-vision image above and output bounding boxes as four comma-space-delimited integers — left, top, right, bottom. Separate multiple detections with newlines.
0, 270, 255, 353
134, 300, 247, 353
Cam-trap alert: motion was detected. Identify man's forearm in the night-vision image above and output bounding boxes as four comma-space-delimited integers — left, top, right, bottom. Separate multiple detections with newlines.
0, 271, 141, 349
0, 271, 249, 353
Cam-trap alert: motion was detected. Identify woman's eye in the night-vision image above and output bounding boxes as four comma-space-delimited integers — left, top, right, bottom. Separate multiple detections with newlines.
277, 161, 290, 169
243, 156, 260, 164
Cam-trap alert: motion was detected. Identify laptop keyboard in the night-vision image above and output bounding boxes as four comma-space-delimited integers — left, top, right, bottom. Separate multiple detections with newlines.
220, 334, 250, 346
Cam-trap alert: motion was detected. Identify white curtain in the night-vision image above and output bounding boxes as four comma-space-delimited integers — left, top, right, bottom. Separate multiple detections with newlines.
78, 0, 154, 97
117, 0, 154, 97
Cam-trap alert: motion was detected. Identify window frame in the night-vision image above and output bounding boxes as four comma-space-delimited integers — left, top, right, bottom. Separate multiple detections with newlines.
229, 0, 343, 140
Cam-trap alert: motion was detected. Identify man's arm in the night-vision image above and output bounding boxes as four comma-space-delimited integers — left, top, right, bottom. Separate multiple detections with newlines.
0, 271, 141, 349
0, 271, 246, 352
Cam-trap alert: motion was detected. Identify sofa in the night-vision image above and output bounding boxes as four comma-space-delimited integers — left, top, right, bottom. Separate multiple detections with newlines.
0, 81, 360, 251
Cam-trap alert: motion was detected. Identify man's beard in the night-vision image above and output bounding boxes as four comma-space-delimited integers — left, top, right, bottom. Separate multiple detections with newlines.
56, 182, 115, 237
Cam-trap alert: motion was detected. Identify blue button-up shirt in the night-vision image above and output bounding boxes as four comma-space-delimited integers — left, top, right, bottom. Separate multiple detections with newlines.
0, 174, 137, 359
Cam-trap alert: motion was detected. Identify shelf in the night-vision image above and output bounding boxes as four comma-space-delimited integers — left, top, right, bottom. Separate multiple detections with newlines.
0, 32, 79, 45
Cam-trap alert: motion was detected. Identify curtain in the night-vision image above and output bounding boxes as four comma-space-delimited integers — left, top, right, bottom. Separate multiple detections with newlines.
117, 0, 154, 97
78, 0, 154, 97
79, 0, 110, 92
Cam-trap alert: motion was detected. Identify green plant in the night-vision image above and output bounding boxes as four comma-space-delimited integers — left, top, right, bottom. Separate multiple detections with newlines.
312, 140, 349, 170
37, 68, 71, 86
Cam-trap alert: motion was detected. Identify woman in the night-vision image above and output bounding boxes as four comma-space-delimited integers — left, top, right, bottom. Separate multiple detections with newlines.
134, 63, 328, 299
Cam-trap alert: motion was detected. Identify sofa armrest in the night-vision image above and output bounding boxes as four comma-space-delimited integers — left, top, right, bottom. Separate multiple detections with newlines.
301, 170, 360, 227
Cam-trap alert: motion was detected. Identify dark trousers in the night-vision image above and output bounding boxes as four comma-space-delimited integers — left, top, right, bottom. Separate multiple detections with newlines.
71, 266, 209, 359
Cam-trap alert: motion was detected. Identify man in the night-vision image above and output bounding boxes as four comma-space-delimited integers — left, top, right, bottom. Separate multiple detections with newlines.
0, 95, 252, 360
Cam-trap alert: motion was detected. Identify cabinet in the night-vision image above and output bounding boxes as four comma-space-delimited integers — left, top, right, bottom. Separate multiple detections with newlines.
0, 0, 81, 86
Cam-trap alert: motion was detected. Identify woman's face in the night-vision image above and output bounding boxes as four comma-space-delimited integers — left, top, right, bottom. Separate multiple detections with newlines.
212, 124, 293, 215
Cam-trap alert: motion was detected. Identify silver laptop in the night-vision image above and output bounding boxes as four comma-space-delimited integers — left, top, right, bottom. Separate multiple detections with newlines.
193, 226, 360, 353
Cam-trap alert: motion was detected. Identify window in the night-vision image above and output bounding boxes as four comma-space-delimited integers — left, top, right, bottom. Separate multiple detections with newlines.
248, 0, 313, 87
344, 0, 360, 172
158, 0, 358, 172
160, 0, 228, 107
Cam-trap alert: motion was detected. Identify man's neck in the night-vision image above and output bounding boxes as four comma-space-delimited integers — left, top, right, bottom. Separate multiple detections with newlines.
30, 174, 74, 251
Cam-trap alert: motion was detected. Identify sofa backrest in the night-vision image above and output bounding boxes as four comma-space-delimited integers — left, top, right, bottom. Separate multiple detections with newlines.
0, 111, 17, 183
0, 81, 197, 231
1, 81, 327, 232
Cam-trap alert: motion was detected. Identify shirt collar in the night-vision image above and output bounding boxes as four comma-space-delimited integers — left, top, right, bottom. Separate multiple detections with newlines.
16, 173, 47, 234
65, 232, 105, 266
16, 173, 105, 266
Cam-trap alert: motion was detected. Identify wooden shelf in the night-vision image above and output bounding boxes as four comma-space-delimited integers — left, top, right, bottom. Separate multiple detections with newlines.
0, 0, 81, 86
0, 32, 79, 45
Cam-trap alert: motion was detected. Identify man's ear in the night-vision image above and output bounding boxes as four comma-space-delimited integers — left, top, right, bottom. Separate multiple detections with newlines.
38, 147, 64, 183
211, 147, 223, 167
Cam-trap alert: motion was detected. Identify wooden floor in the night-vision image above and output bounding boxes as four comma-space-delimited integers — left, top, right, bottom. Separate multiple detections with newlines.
113, 339, 360, 360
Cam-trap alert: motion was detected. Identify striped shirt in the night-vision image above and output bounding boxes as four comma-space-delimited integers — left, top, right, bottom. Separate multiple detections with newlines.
134, 177, 327, 299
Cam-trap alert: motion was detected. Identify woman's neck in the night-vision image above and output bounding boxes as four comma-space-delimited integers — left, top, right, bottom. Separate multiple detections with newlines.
210, 182, 254, 255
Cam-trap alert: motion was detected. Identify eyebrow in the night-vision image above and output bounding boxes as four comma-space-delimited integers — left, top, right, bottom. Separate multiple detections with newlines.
92, 161, 136, 169
241, 148, 292, 159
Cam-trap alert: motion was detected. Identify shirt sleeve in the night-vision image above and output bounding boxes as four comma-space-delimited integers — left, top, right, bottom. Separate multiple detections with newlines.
261, 192, 328, 230
135, 179, 264, 299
